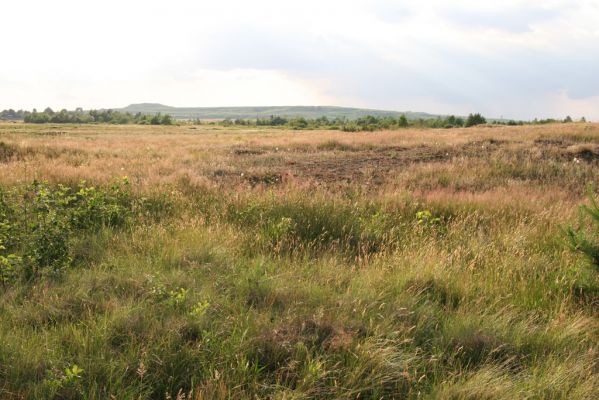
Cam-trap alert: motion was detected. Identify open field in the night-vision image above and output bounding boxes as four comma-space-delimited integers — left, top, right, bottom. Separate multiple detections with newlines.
1, 122, 599, 399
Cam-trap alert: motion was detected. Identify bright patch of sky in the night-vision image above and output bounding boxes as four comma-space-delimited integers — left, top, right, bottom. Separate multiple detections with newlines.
1, 0, 598, 119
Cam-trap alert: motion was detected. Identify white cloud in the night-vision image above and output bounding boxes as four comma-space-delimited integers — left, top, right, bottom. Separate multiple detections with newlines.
1, 0, 598, 119
2, 69, 331, 110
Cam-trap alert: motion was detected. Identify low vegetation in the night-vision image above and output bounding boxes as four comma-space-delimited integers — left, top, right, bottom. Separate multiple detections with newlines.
0, 179, 138, 284
0, 122, 598, 399
565, 191, 599, 270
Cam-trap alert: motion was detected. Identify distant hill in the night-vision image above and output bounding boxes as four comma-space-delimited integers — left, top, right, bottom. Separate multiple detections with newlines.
118, 103, 440, 120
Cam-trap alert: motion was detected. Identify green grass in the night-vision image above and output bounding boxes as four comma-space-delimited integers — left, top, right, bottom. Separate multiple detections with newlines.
0, 179, 598, 399
1, 122, 599, 398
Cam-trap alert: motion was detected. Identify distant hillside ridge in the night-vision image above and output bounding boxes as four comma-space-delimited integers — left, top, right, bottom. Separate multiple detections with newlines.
118, 104, 441, 120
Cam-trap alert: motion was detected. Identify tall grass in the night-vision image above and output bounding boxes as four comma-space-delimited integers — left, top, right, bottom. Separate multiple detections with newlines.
0, 122, 598, 399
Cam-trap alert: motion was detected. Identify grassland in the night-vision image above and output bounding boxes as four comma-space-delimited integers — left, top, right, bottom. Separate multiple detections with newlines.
0, 122, 598, 399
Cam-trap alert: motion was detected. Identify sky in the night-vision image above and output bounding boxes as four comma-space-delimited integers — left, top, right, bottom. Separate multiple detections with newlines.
1, 0, 599, 120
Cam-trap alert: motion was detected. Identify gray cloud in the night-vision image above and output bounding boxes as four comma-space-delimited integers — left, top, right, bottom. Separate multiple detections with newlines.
2, 0, 598, 119
190, 17, 599, 118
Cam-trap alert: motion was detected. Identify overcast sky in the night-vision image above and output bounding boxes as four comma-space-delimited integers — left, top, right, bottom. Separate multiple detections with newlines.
1, 0, 598, 120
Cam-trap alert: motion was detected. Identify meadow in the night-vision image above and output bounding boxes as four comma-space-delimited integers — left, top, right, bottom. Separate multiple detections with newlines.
0, 122, 598, 399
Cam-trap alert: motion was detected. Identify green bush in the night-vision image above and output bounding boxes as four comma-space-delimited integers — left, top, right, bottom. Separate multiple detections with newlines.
565, 192, 599, 270
26, 210, 72, 277
0, 179, 137, 284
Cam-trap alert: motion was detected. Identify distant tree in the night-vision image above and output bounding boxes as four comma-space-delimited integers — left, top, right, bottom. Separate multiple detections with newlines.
314, 116, 329, 127
564, 116, 573, 123
272, 116, 287, 126
398, 114, 409, 127
443, 115, 464, 128
581, 116, 587, 123
0, 109, 24, 120
150, 113, 162, 125
289, 117, 308, 129
259, 115, 288, 126
464, 113, 486, 127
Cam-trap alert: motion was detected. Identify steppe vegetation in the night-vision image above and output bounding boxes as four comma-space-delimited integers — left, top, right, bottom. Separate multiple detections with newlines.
0, 122, 598, 399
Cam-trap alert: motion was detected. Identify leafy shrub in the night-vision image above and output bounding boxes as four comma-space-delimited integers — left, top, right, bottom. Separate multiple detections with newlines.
26, 210, 72, 277
0, 178, 138, 284
565, 192, 599, 270
0, 190, 20, 283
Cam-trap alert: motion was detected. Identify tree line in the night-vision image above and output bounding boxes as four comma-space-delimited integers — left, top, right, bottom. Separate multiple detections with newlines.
0, 109, 25, 120
218, 113, 487, 131
1, 107, 587, 131
0, 108, 173, 125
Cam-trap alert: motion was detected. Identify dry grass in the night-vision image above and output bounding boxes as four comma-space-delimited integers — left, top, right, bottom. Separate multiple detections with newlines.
1, 122, 598, 197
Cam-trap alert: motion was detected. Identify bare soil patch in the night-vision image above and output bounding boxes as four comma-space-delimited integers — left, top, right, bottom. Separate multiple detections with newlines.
284, 146, 451, 184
